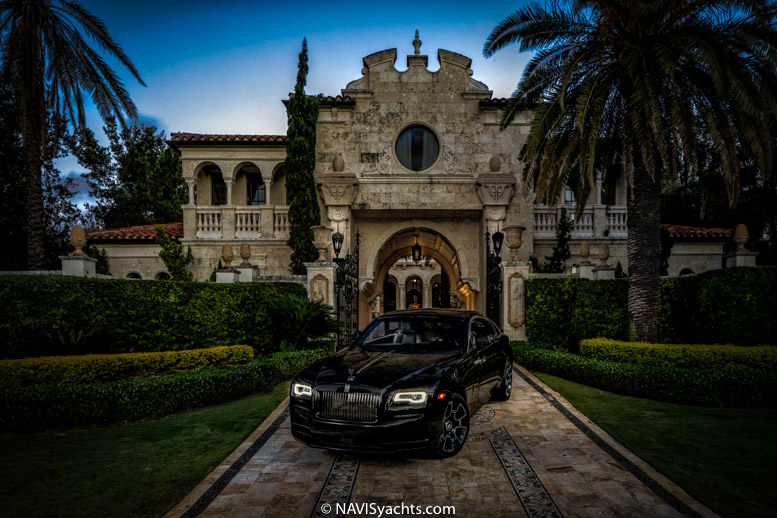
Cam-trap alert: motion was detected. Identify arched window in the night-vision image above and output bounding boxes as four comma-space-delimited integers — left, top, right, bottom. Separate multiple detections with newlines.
382, 274, 397, 313
210, 171, 227, 205
395, 125, 439, 172
679, 268, 695, 276
246, 173, 266, 205
406, 277, 423, 308
126, 272, 141, 279
154, 272, 170, 280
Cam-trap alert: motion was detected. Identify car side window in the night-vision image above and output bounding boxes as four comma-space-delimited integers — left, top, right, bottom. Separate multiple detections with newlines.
470, 318, 494, 349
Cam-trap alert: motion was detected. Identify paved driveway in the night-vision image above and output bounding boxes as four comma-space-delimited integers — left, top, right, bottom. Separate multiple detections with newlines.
166, 366, 717, 518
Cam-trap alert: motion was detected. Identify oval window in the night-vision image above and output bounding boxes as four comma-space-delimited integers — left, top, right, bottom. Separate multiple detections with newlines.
395, 125, 439, 172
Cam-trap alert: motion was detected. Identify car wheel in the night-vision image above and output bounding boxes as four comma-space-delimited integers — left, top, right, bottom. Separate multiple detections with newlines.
493, 360, 512, 401
430, 393, 469, 458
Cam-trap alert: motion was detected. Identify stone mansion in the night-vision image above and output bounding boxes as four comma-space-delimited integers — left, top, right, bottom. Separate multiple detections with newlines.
87, 35, 732, 328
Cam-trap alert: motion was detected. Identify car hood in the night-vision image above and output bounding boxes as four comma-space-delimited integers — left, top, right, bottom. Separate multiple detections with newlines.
310, 346, 459, 390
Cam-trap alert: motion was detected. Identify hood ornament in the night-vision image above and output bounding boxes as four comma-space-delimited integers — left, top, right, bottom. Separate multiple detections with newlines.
347, 368, 356, 383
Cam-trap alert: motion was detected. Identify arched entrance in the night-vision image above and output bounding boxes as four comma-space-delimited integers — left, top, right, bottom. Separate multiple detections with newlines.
364, 227, 475, 324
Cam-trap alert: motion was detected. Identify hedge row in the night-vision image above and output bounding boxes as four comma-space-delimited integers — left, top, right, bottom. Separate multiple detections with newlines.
511, 342, 777, 408
525, 267, 777, 346
0, 348, 328, 432
0, 275, 306, 358
579, 338, 777, 370
0, 345, 254, 388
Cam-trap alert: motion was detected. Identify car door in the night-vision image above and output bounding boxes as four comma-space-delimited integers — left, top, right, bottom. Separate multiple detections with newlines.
469, 318, 497, 406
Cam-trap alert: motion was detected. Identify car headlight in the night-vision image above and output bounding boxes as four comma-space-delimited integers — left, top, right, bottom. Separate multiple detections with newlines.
292, 382, 313, 398
392, 390, 428, 405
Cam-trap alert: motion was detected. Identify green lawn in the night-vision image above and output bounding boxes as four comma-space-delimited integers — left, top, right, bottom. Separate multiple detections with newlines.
534, 372, 777, 518
0, 381, 290, 518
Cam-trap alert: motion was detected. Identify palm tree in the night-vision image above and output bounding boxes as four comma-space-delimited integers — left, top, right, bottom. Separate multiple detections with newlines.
485, 0, 777, 342
1, 0, 144, 269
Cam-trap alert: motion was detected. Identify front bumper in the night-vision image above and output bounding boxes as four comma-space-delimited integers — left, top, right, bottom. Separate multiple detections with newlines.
290, 401, 437, 453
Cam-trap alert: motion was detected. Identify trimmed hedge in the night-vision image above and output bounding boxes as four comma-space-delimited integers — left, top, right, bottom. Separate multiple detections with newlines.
0, 345, 254, 388
0, 275, 306, 358
525, 267, 777, 346
0, 348, 329, 432
580, 338, 777, 370
511, 342, 777, 408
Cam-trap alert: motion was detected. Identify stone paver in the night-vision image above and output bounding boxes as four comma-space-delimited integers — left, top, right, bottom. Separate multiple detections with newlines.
166, 366, 718, 518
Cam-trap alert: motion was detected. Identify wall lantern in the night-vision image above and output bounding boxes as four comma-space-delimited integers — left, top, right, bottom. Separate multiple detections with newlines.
332, 231, 344, 259
492, 230, 504, 257
412, 243, 422, 263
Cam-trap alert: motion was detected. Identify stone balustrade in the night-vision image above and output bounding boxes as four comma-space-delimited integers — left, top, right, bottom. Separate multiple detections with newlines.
533, 205, 627, 238
194, 205, 289, 239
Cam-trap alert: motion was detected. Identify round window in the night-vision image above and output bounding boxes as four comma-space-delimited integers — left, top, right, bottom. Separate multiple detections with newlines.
395, 125, 439, 172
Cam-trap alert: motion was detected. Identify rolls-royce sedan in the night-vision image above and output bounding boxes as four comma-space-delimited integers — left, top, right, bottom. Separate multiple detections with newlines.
290, 309, 513, 457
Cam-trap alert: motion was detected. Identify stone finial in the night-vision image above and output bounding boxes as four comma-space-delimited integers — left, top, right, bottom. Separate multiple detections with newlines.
413, 29, 422, 56
580, 241, 591, 264
221, 244, 234, 268
311, 225, 333, 262
332, 154, 345, 172
489, 155, 501, 172
598, 243, 610, 267
503, 226, 525, 261
69, 224, 87, 256
239, 243, 251, 266
734, 223, 749, 252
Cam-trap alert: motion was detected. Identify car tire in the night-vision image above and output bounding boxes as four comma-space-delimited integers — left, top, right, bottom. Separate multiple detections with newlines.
493, 359, 513, 401
430, 393, 470, 458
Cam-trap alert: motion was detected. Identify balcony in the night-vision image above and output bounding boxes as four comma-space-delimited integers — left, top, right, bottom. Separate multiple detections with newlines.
185, 205, 290, 240
533, 205, 627, 239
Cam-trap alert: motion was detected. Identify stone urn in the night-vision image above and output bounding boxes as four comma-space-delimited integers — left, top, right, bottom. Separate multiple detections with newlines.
489, 155, 501, 172
332, 154, 345, 172
580, 241, 591, 264
221, 244, 234, 268
239, 243, 252, 266
503, 225, 525, 261
598, 243, 610, 267
311, 225, 333, 262
734, 223, 750, 252
69, 224, 87, 256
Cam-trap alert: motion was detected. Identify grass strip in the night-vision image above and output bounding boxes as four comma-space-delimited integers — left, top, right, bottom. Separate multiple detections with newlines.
0, 381, 290, 518
534, 372, 777, 518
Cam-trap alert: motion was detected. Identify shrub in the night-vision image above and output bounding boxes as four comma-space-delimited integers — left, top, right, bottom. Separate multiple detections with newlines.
579, 338, 777, 370
525, 277, 578, 346
0, 348, 329, 432
258, 294, 341, 350
0, 345, 254, 388
0, 275, 306, 358
511, 342, 777, 408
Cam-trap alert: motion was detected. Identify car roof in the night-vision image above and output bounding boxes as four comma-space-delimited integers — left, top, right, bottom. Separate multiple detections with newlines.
377, 309, 483, 320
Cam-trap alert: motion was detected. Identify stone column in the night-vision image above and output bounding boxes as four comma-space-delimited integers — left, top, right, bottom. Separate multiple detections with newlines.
423, 280, 431, 308
398, 283, 406, 310
318, 171, 358, 257
305, 262, 337, 311
225, 178, 234, 206
501, 262, 530, 340
186, 179, 196, 205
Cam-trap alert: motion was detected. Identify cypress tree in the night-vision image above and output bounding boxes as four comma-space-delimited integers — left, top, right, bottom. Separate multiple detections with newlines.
285, 39, 321, 275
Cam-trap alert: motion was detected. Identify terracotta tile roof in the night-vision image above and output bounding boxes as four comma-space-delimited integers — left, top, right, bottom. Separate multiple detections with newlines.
86, 222, 183, 241
661, 224, 732, 239
283, 94, 356, 107
169, 133, 287, 143
480, 97, 511, 107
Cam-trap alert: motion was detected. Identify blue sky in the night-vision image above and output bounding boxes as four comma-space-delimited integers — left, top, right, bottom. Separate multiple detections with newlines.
63, 0, 534, 203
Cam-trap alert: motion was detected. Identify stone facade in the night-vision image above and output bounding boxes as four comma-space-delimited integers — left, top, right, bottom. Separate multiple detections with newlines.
85, 36, 733, 334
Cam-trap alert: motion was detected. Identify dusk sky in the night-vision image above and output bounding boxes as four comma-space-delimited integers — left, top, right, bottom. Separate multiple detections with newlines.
61, 0, 535, 205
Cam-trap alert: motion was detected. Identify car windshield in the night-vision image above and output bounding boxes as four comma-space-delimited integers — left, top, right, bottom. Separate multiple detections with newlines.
357, 316, 466, 351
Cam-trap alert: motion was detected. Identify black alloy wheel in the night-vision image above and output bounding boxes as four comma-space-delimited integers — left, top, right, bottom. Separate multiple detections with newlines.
431, 393, 469, 457
493, 359, 512, 401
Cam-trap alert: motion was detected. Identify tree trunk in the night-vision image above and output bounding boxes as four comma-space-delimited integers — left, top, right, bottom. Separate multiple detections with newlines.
627, 168, 662, 342
21, 101, 46, 270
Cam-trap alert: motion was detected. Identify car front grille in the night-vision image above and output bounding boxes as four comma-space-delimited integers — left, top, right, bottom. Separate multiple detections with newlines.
318, 391, 380, 423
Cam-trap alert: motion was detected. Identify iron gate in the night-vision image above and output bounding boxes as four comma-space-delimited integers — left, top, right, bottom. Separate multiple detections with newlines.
334, 231, 359, 349
485, 230, 503, 325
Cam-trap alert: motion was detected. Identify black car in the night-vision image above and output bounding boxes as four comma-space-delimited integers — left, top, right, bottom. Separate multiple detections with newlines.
290, 309, 513, 457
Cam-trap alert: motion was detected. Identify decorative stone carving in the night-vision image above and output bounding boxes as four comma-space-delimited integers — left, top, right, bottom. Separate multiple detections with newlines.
69, 225, 87, 256
598, 243, 610, 267
443, 146, 472, 174
332, 154, 345, 172
327, 206, 350, 223
363, 145, 393, 175
413, 30, 422, 56
508, 272, 525, 327
239, 243, 251, 266
311, 274, 329, 305
734, 223, 749, 252
476, 175, 515, 206
221, 244, 234, 268
318, 172, 358, 206
580, 241, 591, 264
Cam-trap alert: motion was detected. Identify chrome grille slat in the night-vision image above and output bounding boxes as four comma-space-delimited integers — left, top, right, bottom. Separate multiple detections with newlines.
317, 391, 380, 422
